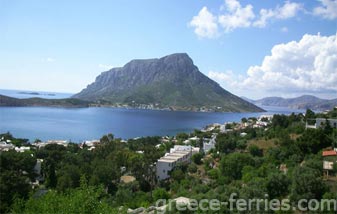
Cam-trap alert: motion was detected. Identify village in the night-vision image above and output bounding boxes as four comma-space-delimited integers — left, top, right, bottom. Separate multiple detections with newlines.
1, 115, 337, 185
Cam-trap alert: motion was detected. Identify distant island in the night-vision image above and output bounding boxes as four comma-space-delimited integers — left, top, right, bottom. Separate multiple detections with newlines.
73, 53, 263, 112
0, 94, 89, 108
18, 91, 56, 96
247, 95, 337, 111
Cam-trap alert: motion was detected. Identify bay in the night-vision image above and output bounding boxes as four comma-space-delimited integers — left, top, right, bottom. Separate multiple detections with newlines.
0, 105, 305, 142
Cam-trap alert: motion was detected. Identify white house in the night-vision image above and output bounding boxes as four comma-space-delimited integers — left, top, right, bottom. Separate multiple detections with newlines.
156, 150, 192, 180
258, 115, 273, 121
306, 118, 337, 129
0, 141, 15, 151
83, 140, 100, 147
14, 146, 30, 153
203, 136, 216, 153
316, 118, 337, 129
169, 145, 199, 155
183, 136, 200, 145
33, 140, 69, 148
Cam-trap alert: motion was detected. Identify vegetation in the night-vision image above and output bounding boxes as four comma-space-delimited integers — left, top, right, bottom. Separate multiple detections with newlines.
0, 94, 90, 107
1, 108, 337, 213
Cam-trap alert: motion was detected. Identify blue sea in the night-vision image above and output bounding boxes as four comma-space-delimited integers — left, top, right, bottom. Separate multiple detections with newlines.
0, 89, 305, 142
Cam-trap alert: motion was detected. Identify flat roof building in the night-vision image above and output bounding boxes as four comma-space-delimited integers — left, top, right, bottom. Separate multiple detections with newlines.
156, 150, 191, 180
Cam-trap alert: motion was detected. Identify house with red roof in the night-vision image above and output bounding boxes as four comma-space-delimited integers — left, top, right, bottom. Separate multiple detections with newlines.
322, 150, 337, 157
322, 149, 337, 178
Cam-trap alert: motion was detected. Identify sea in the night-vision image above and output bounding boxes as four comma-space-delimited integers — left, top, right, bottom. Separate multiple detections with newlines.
0, 89, 305, 142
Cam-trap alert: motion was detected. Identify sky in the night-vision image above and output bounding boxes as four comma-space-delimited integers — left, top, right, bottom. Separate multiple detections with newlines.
0, 0, 336, 99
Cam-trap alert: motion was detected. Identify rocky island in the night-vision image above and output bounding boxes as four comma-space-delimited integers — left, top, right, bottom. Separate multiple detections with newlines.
73, 53, 264, 112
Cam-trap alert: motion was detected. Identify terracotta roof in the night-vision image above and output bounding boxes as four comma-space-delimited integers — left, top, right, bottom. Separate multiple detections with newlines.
322, 150, 337, 157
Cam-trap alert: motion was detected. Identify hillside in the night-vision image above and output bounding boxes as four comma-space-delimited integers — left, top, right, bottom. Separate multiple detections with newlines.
73, 53, 263, 112
253, 95, 337, 111
0, 94, 89, 107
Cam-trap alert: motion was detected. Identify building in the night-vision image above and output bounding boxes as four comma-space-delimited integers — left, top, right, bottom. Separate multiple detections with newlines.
258, 115, 273, 121
0, 141, 15, 151
306, 118, 337, 129
322, 150, 337, 178
14, 146, 30, 153
203, 135, 216, 153
169, 145, 199, 155
156, 149, 192, 181
33, 140, 69, 148
183, 136, 200, 145
316, 118, 337, 129
323, 150, 337, 157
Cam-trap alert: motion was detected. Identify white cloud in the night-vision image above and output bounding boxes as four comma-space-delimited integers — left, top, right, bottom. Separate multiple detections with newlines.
275, 1, 302, 19
98, 64, 115, 70
190, 0, 304, 37
208, 33, 337, 98
189, 7, 219, 39
208, 70, 236, 83
313, 0, 337, 20
253, 1, 302, 28
218, 0, 255, 32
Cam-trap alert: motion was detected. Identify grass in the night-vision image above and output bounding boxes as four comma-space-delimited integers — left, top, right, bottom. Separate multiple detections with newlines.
247, 138, 277, 152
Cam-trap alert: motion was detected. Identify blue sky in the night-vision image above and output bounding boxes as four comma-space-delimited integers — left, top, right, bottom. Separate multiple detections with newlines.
0, 0, 336, 99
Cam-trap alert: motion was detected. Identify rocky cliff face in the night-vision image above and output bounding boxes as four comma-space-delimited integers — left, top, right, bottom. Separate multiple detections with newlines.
73, 53, 263, 112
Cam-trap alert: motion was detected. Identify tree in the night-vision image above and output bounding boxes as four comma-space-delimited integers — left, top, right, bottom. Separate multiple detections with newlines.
44, 159, 57, 188
220, 153, 255, 180
176, 133, 189, 141
153, 188, 170, 201
216, 133, 236, 154
12, 176, 121, 214
305, 109, 315, 120
248, 145, 263, 157
296, 129, 331, 154
272, 114, 290, 128
266, 173, 290, 198
192, 153, 203, 165
171, 169, 185, 182
291, 166, 326, 202
187, 163, 197, 173
34, 139, 42, 143
0, 171, 31, 213
0, 151, 36, 213
56, 164, 81, 191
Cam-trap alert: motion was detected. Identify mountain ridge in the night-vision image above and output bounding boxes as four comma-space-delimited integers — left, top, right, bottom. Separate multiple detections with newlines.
73, 53, 264, 112
251, 95, 337, 111
0, 94, 89, 107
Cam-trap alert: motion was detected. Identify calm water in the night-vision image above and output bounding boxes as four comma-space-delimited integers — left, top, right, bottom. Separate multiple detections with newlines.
0, 105, 305, 142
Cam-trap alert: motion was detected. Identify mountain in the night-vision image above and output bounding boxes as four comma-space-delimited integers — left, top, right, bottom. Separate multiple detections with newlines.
0, 94, 90, 107
240, 96, 254, 103
73, 53, 263, 112
253, 95, 337, 111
